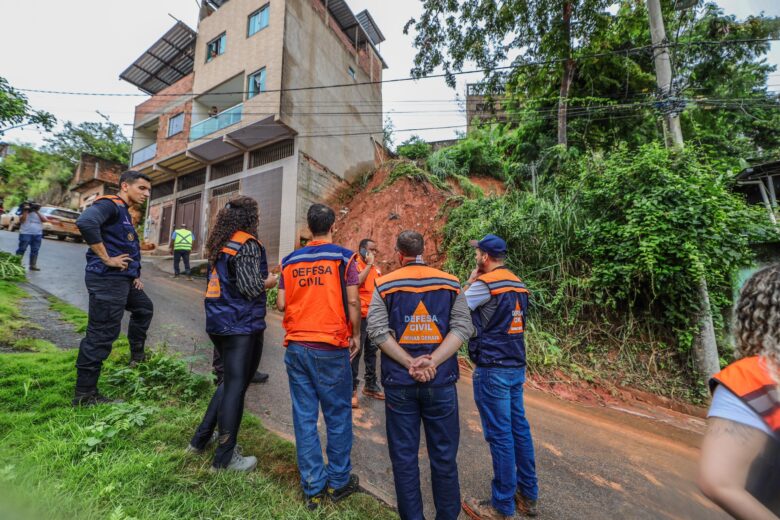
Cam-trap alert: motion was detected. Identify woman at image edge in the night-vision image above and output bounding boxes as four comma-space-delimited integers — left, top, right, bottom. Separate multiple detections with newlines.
186, 196, 277, 471
699, 265, 780, 519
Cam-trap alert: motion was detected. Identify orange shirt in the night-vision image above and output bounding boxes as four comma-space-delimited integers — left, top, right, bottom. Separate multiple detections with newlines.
357, 256, 381, 318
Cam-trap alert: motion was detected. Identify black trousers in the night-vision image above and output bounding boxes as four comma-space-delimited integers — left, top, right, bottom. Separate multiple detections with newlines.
192, 332, 264, 467
75, 273, 154, 393
351, 319, 379, 390
173, 250, 191, 276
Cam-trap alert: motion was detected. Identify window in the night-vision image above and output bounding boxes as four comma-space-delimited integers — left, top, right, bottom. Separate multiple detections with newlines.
248, 5, 270, 36
348, 66, 356, 80
167, 113, 184, 137
247, 68, 267, 98
206, 33, 226, 62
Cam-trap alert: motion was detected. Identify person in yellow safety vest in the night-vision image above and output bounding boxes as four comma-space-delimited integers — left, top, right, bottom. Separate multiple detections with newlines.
170, 223, 194, 280
699, 265, 780, 519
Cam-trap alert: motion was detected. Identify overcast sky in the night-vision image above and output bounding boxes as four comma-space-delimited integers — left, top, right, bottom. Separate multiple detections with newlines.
1, 0, 778, 147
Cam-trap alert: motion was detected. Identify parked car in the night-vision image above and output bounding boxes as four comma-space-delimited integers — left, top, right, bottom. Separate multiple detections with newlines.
39, 206, 82, 242
0, 207, 20, 230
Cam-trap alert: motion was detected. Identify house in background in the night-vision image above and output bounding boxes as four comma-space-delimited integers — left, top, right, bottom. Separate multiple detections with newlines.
121, 0, 386, 263
466, 83, 508, 132
68, 153, 124, 212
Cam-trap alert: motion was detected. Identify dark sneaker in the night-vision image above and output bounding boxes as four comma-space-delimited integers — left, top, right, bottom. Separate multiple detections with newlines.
328, 474, 360, 503
515, 492, 538, 517
251, 371, 269, 384
72, 392, 123, 407
362, 383, 385, 400
462, 497, 513, 520
29, 266, 41, 272
306, 490, 327, 510
186, 431, 219, 455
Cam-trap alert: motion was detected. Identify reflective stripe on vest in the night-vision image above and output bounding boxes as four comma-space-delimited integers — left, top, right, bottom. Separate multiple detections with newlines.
376, 264, 461, 386
357, 256, 381, 318
710, 356, 780, 434
173, 229, 193, 250
204, 230, 267, 335
470, 267, 530, 367
281, 241, 356, 347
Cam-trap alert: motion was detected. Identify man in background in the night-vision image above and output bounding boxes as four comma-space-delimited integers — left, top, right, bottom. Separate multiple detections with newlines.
15, 201, 49, 271
351, 238, 384, 407
170, 223, 194, 280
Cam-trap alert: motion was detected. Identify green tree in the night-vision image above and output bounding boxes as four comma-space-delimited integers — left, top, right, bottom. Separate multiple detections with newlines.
405, 0, 614, 146
0, 145, 70, 207
0, 76, 55, 135
44, 113, 130, 165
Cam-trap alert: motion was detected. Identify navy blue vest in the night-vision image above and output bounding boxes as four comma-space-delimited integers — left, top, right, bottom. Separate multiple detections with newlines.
469, 267, 529, 368
204, 231, 267, 335
376, 263, 461, 387
85, 196, 141, 279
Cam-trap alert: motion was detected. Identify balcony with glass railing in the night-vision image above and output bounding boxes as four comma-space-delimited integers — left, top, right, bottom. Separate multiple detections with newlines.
190, 103, 243, 141
131, 142, 157, 166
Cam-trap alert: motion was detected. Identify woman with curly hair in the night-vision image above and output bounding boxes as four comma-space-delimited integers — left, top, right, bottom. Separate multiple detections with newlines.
186, 196, 277, 471
699, 265, 780, 518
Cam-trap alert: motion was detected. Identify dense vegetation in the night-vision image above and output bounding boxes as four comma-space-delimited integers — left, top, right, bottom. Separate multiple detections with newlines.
395, 1, 780, 400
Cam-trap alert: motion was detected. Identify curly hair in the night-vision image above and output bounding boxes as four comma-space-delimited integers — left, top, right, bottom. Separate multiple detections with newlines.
206, 196, 259, 265
734, 264, 780, 383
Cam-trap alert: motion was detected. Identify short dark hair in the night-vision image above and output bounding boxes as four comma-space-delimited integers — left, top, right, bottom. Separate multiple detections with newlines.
119, 170, 151, 186
307, 203, 336, 236
358, 238, 374, 251
396, 230, 424, 257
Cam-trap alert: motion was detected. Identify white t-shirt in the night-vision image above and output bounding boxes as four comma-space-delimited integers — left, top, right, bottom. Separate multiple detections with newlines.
708, 385, 778, 439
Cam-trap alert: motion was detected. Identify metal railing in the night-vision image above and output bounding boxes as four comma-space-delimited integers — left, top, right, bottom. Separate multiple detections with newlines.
190, 103, 243, 141
131, 142, 157, 166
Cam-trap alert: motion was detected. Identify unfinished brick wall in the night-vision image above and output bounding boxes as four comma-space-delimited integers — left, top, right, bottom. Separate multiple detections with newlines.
133, 74, 194, 164
73, 154, 124, 186
296, 152, 349, 244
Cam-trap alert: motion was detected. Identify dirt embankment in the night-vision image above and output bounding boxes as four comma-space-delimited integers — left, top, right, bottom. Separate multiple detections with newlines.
332, 165, 456, 272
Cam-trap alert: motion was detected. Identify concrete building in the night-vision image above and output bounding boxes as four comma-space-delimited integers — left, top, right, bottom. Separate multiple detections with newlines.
68, 153, 124, 212
466, 82, 508, 132
121, 0, 386, 263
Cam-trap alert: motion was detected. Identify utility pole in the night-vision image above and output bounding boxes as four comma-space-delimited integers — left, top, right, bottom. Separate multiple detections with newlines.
646, 0, 721, 382
647, 0, 684, 148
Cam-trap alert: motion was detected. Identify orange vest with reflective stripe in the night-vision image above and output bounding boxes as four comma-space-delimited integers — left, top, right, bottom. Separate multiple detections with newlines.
710, 356, 780, 434
357, 256, 381, 318
281, 241, 357, 347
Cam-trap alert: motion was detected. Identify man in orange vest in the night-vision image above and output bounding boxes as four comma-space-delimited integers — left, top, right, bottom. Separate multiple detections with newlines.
351, 238, 384, 407
277, 203, 362, 510
367, 230, 474, 520
461, 234, 538, 520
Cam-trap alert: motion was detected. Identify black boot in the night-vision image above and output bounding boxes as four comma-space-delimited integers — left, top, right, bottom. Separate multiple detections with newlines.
251, 371, 269, 384
72, 390, 123, 407
129, 348, 148, 368
29, 255, 40, 271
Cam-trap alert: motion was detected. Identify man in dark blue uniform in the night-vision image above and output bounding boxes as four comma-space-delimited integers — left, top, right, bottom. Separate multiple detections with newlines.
72, 170, 154, 406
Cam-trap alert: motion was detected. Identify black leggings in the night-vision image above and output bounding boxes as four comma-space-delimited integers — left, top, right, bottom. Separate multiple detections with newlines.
191, 332, 264, 467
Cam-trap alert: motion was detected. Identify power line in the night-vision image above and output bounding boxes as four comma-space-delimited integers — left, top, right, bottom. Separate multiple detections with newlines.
15, 38, 780, 99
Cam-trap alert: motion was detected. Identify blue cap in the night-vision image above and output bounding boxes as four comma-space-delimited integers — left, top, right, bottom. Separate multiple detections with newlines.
469, 234, 507, 258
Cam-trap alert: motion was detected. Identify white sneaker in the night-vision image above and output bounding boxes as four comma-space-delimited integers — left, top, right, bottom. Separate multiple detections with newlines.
211, 450, 257, 473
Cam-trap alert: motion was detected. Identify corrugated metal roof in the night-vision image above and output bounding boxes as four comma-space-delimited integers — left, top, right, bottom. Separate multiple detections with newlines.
321, 0, 387, 68
119, 22, 196, 95
356, 10, 385, 44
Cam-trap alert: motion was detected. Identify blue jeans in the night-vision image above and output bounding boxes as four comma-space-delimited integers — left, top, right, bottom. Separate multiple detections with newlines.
284, 343, 353, 496
385, 384, 460, 520
16, 233, 42, 258
473, 366, 538, 515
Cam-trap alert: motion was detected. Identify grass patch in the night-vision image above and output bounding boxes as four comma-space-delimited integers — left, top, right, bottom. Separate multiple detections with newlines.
0, 346, 397, 520
48, 296, 88, 333
10, 338, 59, 353
0, 281, 30, 345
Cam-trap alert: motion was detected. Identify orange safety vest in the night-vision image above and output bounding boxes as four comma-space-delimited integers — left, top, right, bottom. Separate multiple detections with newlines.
357, 255, 381, 318
281, 240, 357, 347
710, 356, 780, 434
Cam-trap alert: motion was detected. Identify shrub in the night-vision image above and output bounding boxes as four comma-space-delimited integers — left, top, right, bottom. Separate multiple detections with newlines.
396, 135, 432, 161
427, 138, 504, 180
0, 253, 25, 281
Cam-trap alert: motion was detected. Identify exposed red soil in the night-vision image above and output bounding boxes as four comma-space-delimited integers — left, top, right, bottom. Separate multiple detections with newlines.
332, 165, 457, 272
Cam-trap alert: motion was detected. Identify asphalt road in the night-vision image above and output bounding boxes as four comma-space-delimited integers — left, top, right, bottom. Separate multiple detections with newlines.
1, 230, 728, 519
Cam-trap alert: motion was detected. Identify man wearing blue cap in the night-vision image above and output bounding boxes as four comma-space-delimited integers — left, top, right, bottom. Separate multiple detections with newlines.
461, 234, 539, 520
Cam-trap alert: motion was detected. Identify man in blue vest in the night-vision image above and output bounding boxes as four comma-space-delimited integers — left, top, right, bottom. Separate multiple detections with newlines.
461, 234, 539, 519
367, 230, 474, 520
72, 170, 154, 406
